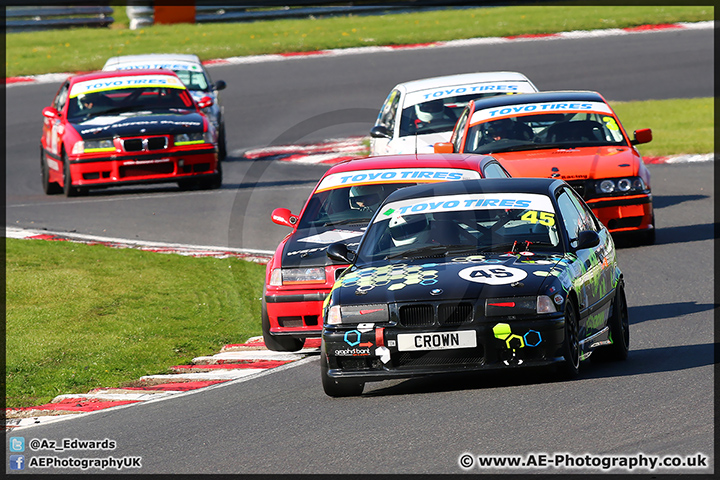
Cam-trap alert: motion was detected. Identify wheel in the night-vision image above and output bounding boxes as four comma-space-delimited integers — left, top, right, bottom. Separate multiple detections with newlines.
261, 299, 304, 352
40, 149, 62, 195
217, 122, 227, 160
62, 152, 80, 197
592, 284, 629, 361
636, 214, 656, 245
559, 300, 580, 378
321, 340, 364, 397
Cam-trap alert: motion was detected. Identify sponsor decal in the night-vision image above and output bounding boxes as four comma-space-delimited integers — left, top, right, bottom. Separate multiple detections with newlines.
114, 61, 202, 71
70, 75, 185, 98
553, 294, 565, 305
122, 158, 171, 166
376, 193, 554, 224
471, 101, 613, 123
315, 168, 480, 192
333, 347, 372, 357
459, 265, 528, 285
297, 229, 363, 244
404, 81, 536, 105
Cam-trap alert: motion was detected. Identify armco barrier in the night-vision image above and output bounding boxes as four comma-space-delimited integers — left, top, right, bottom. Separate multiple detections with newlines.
6, 4, 113, 32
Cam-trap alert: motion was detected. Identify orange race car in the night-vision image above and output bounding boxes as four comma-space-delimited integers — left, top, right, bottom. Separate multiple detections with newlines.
435, 91, 655, 245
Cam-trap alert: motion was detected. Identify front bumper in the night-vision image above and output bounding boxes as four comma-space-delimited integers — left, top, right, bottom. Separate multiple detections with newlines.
586, 193, 653, 233
65, 147, 218, 188
264, 290, 328, 337
322, 314, 566, 382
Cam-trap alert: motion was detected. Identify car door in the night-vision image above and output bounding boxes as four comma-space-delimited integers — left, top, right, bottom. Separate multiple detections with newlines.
44, 81, 69, 157
370, 88, 401, 155
555, 186, 612, 340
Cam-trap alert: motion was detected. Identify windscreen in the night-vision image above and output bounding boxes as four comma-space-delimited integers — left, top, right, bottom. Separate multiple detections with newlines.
356, 192, 562, 263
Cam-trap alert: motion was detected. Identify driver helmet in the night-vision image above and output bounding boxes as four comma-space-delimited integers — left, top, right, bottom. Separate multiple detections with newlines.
414, 99, 445, 123
389, 214, 429, 247
349, 184, 384, 211
484, 118, 515, 140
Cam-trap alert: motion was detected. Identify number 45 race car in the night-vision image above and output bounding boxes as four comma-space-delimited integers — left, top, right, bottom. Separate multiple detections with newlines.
321, 177, 629, 397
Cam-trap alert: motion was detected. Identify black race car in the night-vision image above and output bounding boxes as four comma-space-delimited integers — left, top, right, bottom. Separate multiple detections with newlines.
321, 177, 629, 396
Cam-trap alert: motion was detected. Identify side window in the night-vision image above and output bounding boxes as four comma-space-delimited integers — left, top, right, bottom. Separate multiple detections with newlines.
556, 188, 584, 243
53, 82, 69, 112
482, 162, 510, 178
377, 89, 400, 131
566, 188, 599, 232
451, 106, 470, 152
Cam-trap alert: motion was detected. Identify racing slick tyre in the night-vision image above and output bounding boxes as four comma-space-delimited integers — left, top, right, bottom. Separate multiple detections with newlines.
592, 284, 629, 362
261, 299, 305, 352
62, 152, 81, 197
638, 214, 656, 245
41, 149, 62, 195
321, 340, 364, 397
218, 122, 227, 160
559, 299, 581, 379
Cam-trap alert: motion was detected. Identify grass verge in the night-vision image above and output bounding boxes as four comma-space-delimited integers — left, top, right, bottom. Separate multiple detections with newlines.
5, 239, 266, 409
610, 97, 714, 156
6, 5, 713, 77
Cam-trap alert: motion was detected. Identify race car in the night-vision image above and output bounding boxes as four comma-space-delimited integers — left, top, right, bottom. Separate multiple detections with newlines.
264, 153, 512, 352
434, 91, 655, 244
102, 53, 228, 159
369, 72, 538, 156
40, 69, 221, 196
321, 177, 628, 396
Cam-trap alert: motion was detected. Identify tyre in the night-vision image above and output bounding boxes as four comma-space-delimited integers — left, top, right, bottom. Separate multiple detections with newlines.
41, 149, 62, 195
62, 152, 80, 197
321, 340, 364, 397
637, 214, 656, 245
592, 284, 629, 361
261, 299, 305, 352
559, 299, 580, 378
217, 122, 227, 160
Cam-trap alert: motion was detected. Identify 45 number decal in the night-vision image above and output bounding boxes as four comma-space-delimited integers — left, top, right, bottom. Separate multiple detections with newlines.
521, 210, 555, 226
459, 265, 528, 285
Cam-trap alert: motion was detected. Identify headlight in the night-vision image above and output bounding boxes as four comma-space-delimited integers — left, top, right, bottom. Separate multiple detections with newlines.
274, 267, 326, 285
82, 139, 115, 152
325, 304, 389, 325
594, 177, 647, 195
174, 132, 206, 146
485, 296, 557, 316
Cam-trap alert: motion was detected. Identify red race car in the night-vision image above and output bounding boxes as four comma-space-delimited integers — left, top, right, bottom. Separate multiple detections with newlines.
435, 91, 655, 244
41, 69, 220, 196
263, 153, 512, 351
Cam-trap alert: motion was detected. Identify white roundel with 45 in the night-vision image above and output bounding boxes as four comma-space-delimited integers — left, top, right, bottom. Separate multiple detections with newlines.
458, 265, 527, 285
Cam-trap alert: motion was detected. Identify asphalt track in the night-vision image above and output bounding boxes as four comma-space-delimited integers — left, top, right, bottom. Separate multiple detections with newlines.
4, 26, 715, 474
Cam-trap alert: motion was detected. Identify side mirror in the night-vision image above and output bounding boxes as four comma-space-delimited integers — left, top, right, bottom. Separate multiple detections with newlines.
327, 242, 356, 264
631, 128, 652, 145
42, 106, 59, 119
574, 230, 600, 250
271, 207, 298, 228
370, 125, 391, 139
434, 142, 455, 154
197, 95, 214, 109
214, 80, 227, 91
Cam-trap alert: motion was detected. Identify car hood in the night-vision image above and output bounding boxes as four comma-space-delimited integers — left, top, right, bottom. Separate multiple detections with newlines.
494, 146, 640, 180
333, 253, 567, 305
393, 132, 452, 154
72, 111, 206, 139
282, 226, 367, 268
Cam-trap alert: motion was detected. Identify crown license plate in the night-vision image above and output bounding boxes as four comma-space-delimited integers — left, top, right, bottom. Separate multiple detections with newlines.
397, 330, 477, 352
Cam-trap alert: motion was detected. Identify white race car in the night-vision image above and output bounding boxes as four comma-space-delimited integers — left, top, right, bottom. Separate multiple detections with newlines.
370, 72, 538, 156
103, 53, 228, 159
